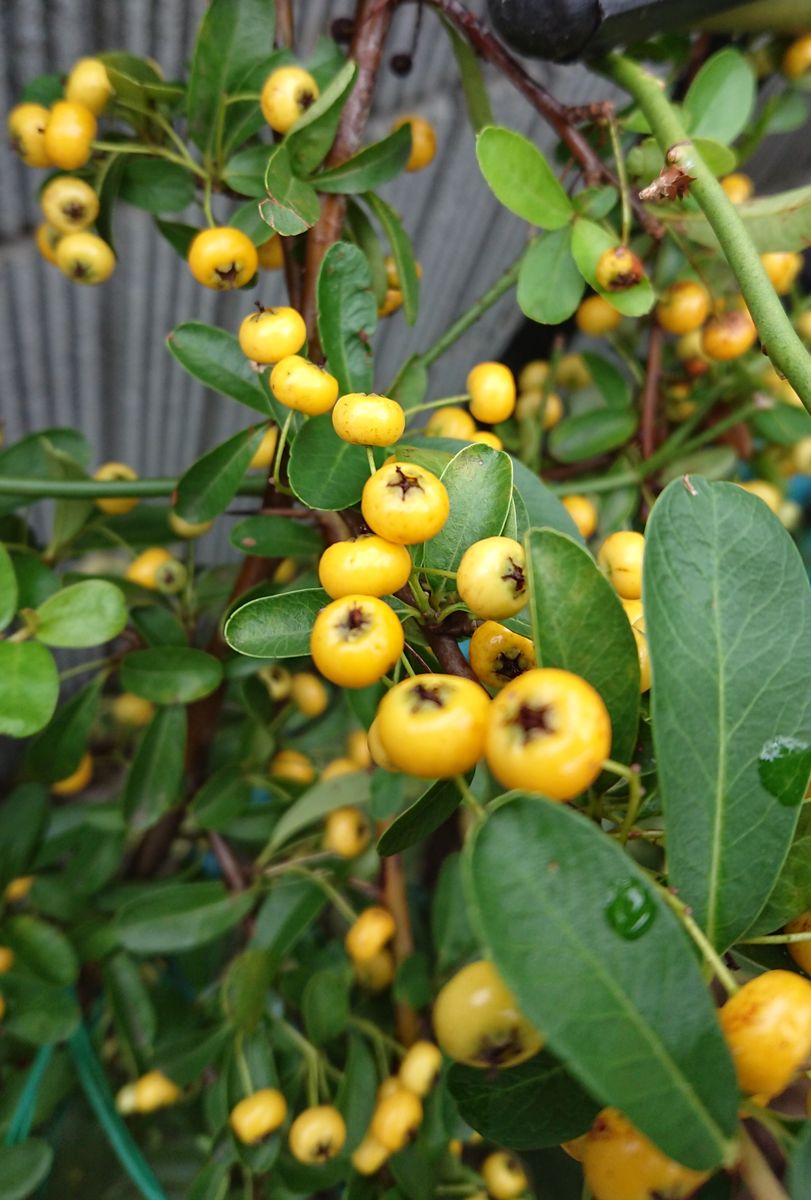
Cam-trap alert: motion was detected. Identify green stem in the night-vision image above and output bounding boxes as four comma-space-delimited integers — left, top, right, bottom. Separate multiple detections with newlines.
348, 1015, 405, 1060
607, 115, 631, 246
283, 865, 357, 923
454, 774, 485, 819
202, 174, 215, 228
59, 657, 112, 682
417, 254, 524, 371
404, 394, 471, 419
740, 931, 811, 945
91, 140, 208, 181
235, 1035, 254, 1098
676, 399, 765, 457
272, 412, 293, 490
602, 758, 643, 844
418, 566, 457, 579
408, 571, 432, 617
604, 54, 811, 413
656, 884, 739, 996
366, 446, 377, 476
546, 471, 640, 495
399, 653, 417, 678
0, 476, 266, 500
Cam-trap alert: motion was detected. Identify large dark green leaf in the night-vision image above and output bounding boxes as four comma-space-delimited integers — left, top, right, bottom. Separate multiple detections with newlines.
364, 193, 419, 326
124, 706, 187, 832
119, 158, 196, 213
117, 882, 254, 953
449, 1054, 599, 1149
418, 444, 513, 571
186, 0, 275, 152
0, 784, 49, 891
286, 59, 357, 176
525, 529, 639, 771
120, 647, 223, 704
582, 353, 631, 410
377, 779, 461, 856
267, 771, 371, 853
571, 218, 655, 316
646, 477, 811, 950
288, 414, 372, 511
316, 241, 377, 392
517, 229, 584, 325
230, 513, 323, 558
25, 675, 102, 783
0, 1140, 54, 1200
0, 643, 58, 738
467, 797, 739, 1170
548, 409, 638, 464
683, 48, 755, 144
167, 323, 272, 417
314, 126, 411, 193
3, 915, 78, 986
476, 126, 573, 230
251, 877, 327, 967
261, 143, 321, 236
176, 425, 266, 523
34, 580, 127, 648
224, 587, 328, 658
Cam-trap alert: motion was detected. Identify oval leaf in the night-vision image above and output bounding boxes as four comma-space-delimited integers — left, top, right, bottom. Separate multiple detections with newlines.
119, 158, 196, 213
548, 409, 638, 463
419, 444, 514, 571
117, 882, 254, 954
0, 643, 58, 738
645, 477, 811, 950
316, 241, 377, 393
3, 915, 79, 985
467, 796, 739, 1170
120, 647, 223, 704
286, 58, 357, 176
363, 193, 420, 326
262, 142, 321, 236
0, 1140, 54, 1200
225, 587, 328, 659
314, 126, 411, 194
176, 425, 266, 523
288, 415, 372, 511
0, 543, 18, 631
167, 323, 271, 416
268, 771, 371, 853
35, 581, 127, 649
571, 218, 655, 316
230, 514, 323, 558
25, 675, 102, 783
518, 228, 585, 326
476, 125, 573, 230
124, 705, 187, 832
377, 778, 461, 856
655, 183, 811, 253
684, 48, 755, 145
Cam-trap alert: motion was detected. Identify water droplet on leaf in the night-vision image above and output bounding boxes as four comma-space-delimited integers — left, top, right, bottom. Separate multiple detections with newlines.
758, 735, 811, 806
604, 880, 657, 940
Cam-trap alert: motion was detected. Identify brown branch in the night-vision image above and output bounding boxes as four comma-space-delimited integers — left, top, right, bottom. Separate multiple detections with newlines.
641, 323, 664, 459
380, 850, 421, 1045
301, 0, 396, 343
421, 0, 662, 239
275, 0, 294, 50
425, 628, 480, 682
209, 832, 247, 892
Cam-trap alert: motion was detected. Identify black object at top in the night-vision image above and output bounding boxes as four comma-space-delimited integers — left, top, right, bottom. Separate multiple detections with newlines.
487, 0, 748, 62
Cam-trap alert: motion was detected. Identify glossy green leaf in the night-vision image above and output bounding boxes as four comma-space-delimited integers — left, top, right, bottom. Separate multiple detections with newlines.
130, 605, 187, 647
0, 643, 58, 738
750, 807, 811, 936
230, 514, 323, 558
124, 706, 187, 832
753, 402, 811, 447
389, 355, 429, 412
100, 52, 183, 106
511, 457, 583, 543
476, 125, 573, 229
646, 478, 811, 950
316, 241, 377, 392
684, 48, 755, 144
443, 16, 493, 131
574, 184, 619, 219
21, 73, 63, 104
267, 771, 370, 853
303, 966, 350, 1045
548, 408, 638, 463
3, 916, 78, 985
0, 784, 49, 891
187, 1162, 230, 1200
377, 778, 461, 856
222, 144, 270, 198
120, 646, 223, 704
251, 876, 327, 965
191, 768, 252, 831
176, 425, 265, 523
261, 142, 321, 236
117, 882, 254, 954
659, 445, 737, 484
336, 1034, 377, 1151
25, 676, 101, 784
314, 125, 411, 193
571, 218, 655, 316
657, 184, 811, 253
525, 529, 639, 772
288, 413, 372, 510
432, 853, 478, 974
119, 158, 195, 213
225, 587, 328, 659
222, 50, 290, 160
154, 217, 198, 259
186, 0, 275, 151
346, 197, 388, 304
167, 322, 271, 416
103, 951, 156, 1069
222, 949, 272, 1034
286, 58, 357, 175
0, 543, 17, 631
9, 552, 59, 611
231, 197, 276, 245
0, 1140, 54, 1200
40, 444, 93, 558
0, 428, 90, 517
582, 353, 631, 409
517, 229, 584, 325
364, 193, 419, 326
419, 444, 514, 570
467, 797, 739, 1170
34, 580, 127, 648
449, 1053, 599, 1149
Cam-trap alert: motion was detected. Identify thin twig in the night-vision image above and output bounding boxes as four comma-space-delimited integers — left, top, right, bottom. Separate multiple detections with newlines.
210, 833, 247, 892
641, 324, 663, 459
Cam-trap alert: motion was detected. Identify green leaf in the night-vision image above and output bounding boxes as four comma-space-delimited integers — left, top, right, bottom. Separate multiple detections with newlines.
9, 552, 59, 611
0, 429, 90, 517
0, 784, 49, 892
25, 676, 102, 784
419, 444, 513, 571
0, 543, 18, 631
511, 457, 584, 543
191, 767, 252, 831
251, 877, 327, 965
176, 425, 266, 523
120, 646, 223, 704
449, 1054, 599, 1149
124, 705, 187, 832
288, 413, 372, 511
154, 217, 198, 259
443, 17, 493, 132
167, 322, 271, 417
267, 771, 371, 853
571, 218, 655, 316
34, 580, 127, 648
468, 797, 739, 1170
646, 477, 811, 950
286, 58, 357, 176
231, 197, 276, 245
377, 778, 461, 857
525, 529, 640, 773
364, 193, 420, 326
389, 355, 429, 412
94, 151, 127, 253
3, 916, 78, 985
222, 949, 272, 1034
186, 0, 275, 152
789, 1121, 811, 1200
41, 445, 93, 557
117, 882, 254, 954
548, 409, 638, 463
432, 853, 478, 974
753, 403, 811, 447
0, 643, 58, 738
476, 125, 573, 230
303, 966, 350, 1045
336, 1035, 377, 1151
656, 183, 811, 253
316, 241, 377, 392
2, 978, 80, 1045
628, 136, 736, 180
100, 52, 184, 107
750, 808, 811, 937
187, 1163, 230, 1200
230, 514, 323, 558
225, 587, 328, 659
222, 144, 271, 198
119, 157, 196, 213
346, 197, 388, 304
222, 51, 289, 160
684, 48, 755, 144
103, 952, 156, 1069
314, 126, 411, 194
517, 229, 585, 325
130, 605, 187, 647
574, 185, 619, 219
0, 1140, 54, 1200
261, 142, 321, 236
659, 445, 737, 485
581, 353, 631, 409
21, 73, 63, 104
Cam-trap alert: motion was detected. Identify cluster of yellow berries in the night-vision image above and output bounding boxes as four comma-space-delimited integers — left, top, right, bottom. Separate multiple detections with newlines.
8, 58, 116, 284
